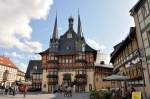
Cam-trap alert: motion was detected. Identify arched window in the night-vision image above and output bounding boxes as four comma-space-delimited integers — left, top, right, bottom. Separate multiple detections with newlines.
89, 84, 92, 91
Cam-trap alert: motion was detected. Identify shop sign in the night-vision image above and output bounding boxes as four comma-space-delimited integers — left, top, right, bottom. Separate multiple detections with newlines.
132, 91, 141, 99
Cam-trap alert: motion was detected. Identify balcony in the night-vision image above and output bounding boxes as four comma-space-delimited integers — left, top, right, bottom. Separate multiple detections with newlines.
47, 74, 58, 78
47, 79, 58, 85
74, 78, 87, 85
75, 74, 87, 78
48, 60, 58, 64
75, 57, 87, 63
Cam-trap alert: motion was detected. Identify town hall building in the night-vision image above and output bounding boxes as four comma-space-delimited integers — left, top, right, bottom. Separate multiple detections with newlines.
38, 14, 97, 93
22, 14, 113, 93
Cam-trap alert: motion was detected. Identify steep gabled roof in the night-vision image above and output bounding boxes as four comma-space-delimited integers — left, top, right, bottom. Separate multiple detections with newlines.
38, 16, 97, 59
0, 55, 16, 69
110, 27, 136, 63
38, 48, 49, 55
25, 60, 42, 78
130, 0, 145, 15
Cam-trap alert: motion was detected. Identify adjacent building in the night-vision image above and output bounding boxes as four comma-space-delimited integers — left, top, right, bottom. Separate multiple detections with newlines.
94, 51, 113, 90
94, 63, 113, 91
130, 0, 150, 98
16, 68, 25, 81
95, 51, 111, 65
110, 27, 145, 89
26, 60, 42, 90
0, 55, 24, 86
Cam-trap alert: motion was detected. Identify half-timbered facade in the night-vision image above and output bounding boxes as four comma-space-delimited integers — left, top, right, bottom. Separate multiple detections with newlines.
130, 0, 150, 98
110, 27, 145, 89
39, 15, 97, 93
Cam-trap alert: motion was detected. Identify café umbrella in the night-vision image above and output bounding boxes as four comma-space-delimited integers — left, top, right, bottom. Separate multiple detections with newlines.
103, 74, 129, 81
17, 80, 32, 85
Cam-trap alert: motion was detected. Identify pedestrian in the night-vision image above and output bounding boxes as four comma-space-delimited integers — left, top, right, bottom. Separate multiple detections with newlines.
12, 84, 17, 96
111, 89, 115, 99
22, 84, 28, 98
9, 85, 12, 95
130, 87, 135, 99
64, 86, 67, 97
5, 85, 9, 95
67, 86, 72, 97
116, 88, 122, 99
60, 85, 63, 94
1, 85, 5, 95
127, 88, 131, 99
121, 87, 126, 99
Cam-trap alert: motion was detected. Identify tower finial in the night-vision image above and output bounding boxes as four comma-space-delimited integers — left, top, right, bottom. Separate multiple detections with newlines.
52, 13, 58, 40
68, 16, 74, 30
77, 9, 83, 38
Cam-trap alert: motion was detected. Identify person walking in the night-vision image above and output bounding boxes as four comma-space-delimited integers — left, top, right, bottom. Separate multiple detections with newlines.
22, 84, 28, 98
67, 86, 72, 97
5, 85, 9, 95
64, 86, 67, 97
12, 84, 17, 96
1, 85, 5, 95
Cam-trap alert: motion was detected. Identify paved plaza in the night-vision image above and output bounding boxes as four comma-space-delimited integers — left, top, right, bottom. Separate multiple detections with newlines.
0, 92, 89, 99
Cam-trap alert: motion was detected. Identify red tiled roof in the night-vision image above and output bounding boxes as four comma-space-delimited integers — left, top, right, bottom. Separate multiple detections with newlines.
0, 55, 16, 69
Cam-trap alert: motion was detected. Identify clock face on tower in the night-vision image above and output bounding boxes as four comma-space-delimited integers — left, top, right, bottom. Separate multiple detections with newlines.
67, 33, 72, 39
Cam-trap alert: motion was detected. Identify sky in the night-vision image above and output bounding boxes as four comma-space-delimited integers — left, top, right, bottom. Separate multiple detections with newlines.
0, 0, 138, 72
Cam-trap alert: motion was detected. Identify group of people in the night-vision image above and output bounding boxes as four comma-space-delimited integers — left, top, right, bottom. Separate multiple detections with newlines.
0, 84, 28, 98
55, 84, 73, 97
0, 84, 17, 96
111, 87, 136, 99
63, 86, 72, 97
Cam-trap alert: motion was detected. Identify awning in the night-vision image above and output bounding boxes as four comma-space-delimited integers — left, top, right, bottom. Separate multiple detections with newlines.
63, 74, 71, 80
103, 74, 129, 81
17, 81, 32, 85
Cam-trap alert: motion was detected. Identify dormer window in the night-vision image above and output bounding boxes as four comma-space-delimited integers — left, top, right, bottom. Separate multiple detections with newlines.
66, 46, 70, 50
67, 33, 72, 38
82, 43, 85, 52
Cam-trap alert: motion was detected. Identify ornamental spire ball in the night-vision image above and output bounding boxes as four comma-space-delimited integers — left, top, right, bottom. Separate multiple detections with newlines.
68, 16, 74, 30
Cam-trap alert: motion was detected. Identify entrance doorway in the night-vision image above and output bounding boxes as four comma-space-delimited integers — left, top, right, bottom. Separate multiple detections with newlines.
63, 73, 72, 86
48, 85, 56, 93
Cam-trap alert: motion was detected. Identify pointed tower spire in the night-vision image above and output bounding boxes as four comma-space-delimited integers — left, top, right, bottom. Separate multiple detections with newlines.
52, 13, 58, 40
77, 10, 83, 38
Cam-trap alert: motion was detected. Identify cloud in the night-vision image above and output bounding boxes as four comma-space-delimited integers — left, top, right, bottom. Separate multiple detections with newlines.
18, 63, 27, 72
28, 54, 41, 60
17, 54, 41, 72
4, 51, 23, 59
0, 0, 53, 53
86, 39, 106, 50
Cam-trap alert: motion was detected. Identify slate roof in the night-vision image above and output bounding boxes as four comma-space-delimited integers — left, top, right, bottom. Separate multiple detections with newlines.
110, 27, 136, 63
38, 48, 49, 55
130, 0, 145, 14
58, 30, 78, 53
25, 60, 42, 78
39, 30, 97, 55
38, 16, 97, 60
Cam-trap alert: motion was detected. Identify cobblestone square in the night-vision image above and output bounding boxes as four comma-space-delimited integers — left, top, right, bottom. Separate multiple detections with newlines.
0, 92, 89, 99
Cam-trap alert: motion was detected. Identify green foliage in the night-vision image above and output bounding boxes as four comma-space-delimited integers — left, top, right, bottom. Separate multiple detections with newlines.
89, 90, 100, 99
90, 90, 112, 99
